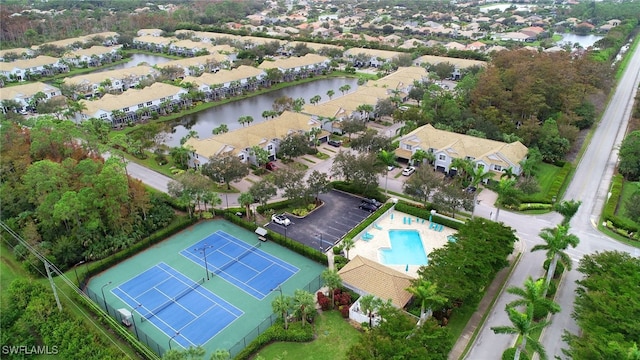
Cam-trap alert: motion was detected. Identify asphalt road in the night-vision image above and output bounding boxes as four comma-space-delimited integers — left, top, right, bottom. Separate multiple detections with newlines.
464, 41, 640, 360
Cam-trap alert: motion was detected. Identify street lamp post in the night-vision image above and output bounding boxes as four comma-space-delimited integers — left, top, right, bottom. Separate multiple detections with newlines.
101, 281, 112, 312
73, 260, 85, 288
284, 225, 287, 241
195, 244, 214, 280
271, 285, 283, 297
169, 332, 180, 350
317, 233, 324, 252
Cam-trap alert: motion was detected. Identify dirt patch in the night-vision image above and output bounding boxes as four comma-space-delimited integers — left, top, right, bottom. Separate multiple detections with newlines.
566, 128, 589, 163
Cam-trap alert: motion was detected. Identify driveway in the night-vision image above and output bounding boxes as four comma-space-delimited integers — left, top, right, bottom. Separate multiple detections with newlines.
265, 190, 372, 252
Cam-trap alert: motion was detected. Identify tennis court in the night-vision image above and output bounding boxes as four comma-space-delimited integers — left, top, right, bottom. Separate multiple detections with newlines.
87, 220, 326, 357
181, 230, 298, 300
112, 262, 243, 348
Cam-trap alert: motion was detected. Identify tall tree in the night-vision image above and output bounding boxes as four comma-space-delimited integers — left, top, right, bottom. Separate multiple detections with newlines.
492, 305, 550, 360
406, 279, 448, 326
403, 166, 441, 205
306, 170, 331, 203
359, 295, 383, 328
271, 294, 293, 330
249, 179, 277, 207
506, 277, 560, 319
321, 269, 342, 310
531, 225, 580, 297
292, 289, 315, 327
377, 149, 397, 194
238, 192, 254, 220
201, 154, 250, 190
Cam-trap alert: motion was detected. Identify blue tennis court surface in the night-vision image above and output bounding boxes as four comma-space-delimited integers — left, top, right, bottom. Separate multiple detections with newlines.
181, 230, 299, 300
112, 263, 243, 348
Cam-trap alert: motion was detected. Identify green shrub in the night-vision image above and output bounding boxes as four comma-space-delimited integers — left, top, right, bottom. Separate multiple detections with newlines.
502, 347, 529, 360
342, 203, 394, 242
331, 181, 386, 202
333, 244, 344, 255
603, 174, 639, 235
334, 255, 349, 270
546, 162, 572, 203
394, 201, 464, 230
518, 203, 553, 211
546, 279, 557, 298
233, 319, 314, 360
86, 216, 197, 279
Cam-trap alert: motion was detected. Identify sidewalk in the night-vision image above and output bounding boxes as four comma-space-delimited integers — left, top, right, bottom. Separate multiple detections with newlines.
447, 243, 524, 360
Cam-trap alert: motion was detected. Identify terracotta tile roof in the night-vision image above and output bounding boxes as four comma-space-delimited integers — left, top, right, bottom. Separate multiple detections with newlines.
338, 256, 414, 308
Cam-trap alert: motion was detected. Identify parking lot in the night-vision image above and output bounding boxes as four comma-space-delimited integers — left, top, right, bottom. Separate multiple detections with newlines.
265, 190, 373, 252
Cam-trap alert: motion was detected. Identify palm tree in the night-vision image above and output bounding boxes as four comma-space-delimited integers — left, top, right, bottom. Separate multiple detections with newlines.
411, 149, 435, 166
212, 124, 228, 135
406, 279, 448, 326
501, 167, 517, 181
292, 289, 315, 327
531, 225, 580, 297
359, 295, 382, 328
553, 199, 581, 225
341, 237, 354, 259
377, 149, 397, 195
271, 294, 292, 330
326, 89, 335, 100
339, 84, 351, 95
238, 192, 254, 220
310, 94, 322, 105
321, 269, 342, 309
506, 277, 560, 317
308, 127, 322, 151
492, 306, 550, 360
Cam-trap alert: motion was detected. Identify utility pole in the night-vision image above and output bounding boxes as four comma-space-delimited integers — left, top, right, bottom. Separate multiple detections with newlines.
45, 261, 62, 311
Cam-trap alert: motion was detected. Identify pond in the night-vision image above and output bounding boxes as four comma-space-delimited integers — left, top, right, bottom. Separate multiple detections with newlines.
163, 77, 360, 147
555, 33, 603, 48
98, 53, 173, 72
479, 3, 538, 13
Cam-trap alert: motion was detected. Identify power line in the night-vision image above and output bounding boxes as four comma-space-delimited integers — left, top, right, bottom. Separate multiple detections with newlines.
0, 220, 133, 358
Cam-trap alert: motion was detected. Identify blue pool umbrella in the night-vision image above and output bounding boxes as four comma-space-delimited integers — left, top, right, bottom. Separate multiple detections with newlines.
405, 264, 409, 272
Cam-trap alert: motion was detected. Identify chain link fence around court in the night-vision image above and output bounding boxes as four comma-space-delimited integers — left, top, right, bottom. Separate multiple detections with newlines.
87, 273, 323, 358
85, 286, 166, 356
228, 274, 323, 358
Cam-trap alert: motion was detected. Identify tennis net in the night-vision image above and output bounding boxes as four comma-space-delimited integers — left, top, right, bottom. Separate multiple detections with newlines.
141, 277, 205, 322
212, 242, 261, 276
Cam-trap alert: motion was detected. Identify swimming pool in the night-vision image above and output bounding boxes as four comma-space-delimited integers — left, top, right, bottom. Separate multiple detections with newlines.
379, 229, 428, 265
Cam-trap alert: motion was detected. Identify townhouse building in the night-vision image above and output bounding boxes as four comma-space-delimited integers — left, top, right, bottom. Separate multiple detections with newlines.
395, 124, 528, 179
257, 53, 330, 81
77, 82, 187, 127
0, 82, 61, 113
184, 111, 326, 168
64, 65, 159, 98
181, 65, 267, 99
0, 56, 68, 82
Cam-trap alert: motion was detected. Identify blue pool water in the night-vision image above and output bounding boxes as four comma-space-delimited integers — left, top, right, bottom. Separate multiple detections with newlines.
379, 230, 428, 265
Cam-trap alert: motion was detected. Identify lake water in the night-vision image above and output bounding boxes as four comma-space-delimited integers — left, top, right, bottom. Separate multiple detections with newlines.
479, 4, 538, 13
98, 53, 172, 72
163, 77, 360, 147
555, 33, 603, 48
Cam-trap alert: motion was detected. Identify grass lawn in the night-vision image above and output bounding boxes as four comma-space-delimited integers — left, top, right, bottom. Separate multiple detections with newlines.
302, 157, 317, 164
536, 163, 561, 195
254, 311, 361, 360
0, 244, 22, 300
314, 152, 330, 160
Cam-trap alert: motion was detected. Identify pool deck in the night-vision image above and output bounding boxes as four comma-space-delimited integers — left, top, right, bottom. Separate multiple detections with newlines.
348, 210, 455, 278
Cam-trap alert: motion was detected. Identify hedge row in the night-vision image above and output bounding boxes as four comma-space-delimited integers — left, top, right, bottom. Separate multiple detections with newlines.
342, 203, 394, 243
331, 181, 386, 202
518, 203, 553, 211
256, 198, 299, 213
84, 215, 197, 280
223, 212, 328, 265
233, 319, 314, 360
394, 201, 463, 230
603, 174, 639, 237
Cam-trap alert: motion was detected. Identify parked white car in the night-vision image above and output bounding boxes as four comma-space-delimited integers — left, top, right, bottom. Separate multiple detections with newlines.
402, 166, 416, 176
271, 214, 291, 226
